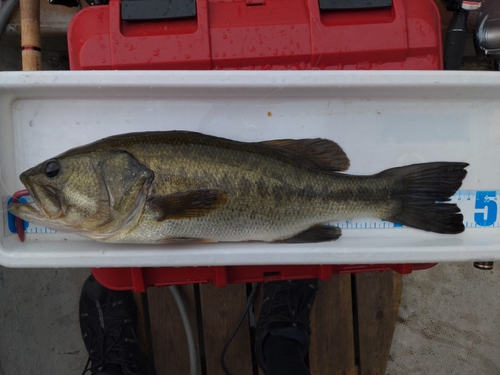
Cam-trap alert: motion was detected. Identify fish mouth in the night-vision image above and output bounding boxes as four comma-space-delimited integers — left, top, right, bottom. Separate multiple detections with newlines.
8, 199, 45, 223
8, 175, 65, 222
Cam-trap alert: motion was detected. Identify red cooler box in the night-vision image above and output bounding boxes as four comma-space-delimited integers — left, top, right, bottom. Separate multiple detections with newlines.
68, 0, 442, 70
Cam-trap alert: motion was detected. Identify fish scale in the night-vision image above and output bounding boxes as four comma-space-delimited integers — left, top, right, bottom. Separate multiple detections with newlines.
4, 190, 499, 238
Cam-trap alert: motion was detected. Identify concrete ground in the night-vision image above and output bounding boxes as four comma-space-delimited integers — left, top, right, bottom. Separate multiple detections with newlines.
388, 263, 500, 375
0, 267, 90, 374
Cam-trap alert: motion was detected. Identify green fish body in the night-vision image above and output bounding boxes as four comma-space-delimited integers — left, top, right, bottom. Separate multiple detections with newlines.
8, 131, 468, 243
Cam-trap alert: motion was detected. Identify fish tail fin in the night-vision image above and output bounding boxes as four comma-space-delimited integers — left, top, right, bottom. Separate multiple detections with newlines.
380, 162, 468, 234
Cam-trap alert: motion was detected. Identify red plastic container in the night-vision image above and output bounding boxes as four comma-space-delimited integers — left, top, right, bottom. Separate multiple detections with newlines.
68, 0, 443, 290
92, 263, 438, 292
68, 0, 443, 70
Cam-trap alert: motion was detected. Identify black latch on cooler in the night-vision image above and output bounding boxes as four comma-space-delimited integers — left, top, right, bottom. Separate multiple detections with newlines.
319, 0, 392, 10
47, 0, 80, 8
121, 0, 196, 20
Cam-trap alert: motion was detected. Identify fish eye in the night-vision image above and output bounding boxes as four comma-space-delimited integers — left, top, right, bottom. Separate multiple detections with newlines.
44, 160, 60, 178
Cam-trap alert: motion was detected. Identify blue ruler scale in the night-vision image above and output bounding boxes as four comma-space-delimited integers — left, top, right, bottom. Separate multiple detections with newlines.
329, 190, 499, 230
3, 190, 500, 238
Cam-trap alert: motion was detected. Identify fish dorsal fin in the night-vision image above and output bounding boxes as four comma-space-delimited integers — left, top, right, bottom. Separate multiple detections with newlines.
148, 189, 228, 221
259, 138, 350, 172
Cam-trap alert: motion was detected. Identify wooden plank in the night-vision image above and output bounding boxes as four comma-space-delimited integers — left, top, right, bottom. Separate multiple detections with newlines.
310, 275, 357, 375
145, 274, 402, 375
148, 285, 201, 375
200, 283, 254, 375
355, 271, 402, 375
133, 292, 155, 365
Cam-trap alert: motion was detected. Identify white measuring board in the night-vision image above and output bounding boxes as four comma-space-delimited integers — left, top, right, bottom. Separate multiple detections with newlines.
2, 70, 500, 268
3, 190, 499, 238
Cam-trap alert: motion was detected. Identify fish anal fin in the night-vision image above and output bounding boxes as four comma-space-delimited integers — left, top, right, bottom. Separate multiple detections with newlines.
260, 138, 350, 172
148, 189, 228, 221
276, 224, 342, 243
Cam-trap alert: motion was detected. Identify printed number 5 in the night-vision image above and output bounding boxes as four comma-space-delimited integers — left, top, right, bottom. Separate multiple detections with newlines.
474, 191, 498, 227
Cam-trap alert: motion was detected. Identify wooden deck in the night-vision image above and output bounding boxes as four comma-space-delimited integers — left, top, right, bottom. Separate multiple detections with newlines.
136, 271, 402, 375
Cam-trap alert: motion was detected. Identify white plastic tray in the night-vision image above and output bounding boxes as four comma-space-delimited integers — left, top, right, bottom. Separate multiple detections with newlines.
1, 70, 499, 268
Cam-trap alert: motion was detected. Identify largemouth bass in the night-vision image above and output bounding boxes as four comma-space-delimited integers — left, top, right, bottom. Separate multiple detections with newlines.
8, 131, 468, 243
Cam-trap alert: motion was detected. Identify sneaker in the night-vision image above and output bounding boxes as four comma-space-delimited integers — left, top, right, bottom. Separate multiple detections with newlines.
255, 279, 318, 374
79, 275, 156, 375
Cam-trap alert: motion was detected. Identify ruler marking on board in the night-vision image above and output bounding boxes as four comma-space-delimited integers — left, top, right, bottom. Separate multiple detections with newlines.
2, 190, 500, 237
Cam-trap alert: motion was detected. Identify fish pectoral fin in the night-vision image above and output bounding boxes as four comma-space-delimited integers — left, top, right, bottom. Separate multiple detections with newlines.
259, 138, 350, 172
276, 225, 342, 243
148, 189, 228, 221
